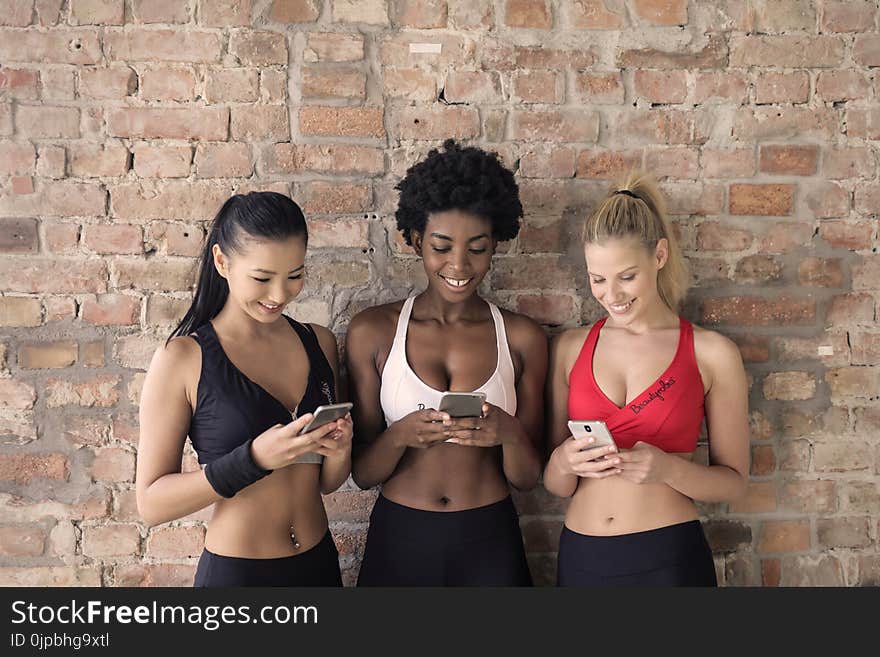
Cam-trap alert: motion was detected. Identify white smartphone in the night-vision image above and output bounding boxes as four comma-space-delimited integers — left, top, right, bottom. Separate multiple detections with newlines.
298, 402, 353, 435
438, 391, 486, 418
567, 420, 617, 448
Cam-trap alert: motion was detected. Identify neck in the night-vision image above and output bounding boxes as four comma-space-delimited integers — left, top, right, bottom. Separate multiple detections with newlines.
605, 297, 678, 334
415, 288, 486, 324
212, 303, 284, 340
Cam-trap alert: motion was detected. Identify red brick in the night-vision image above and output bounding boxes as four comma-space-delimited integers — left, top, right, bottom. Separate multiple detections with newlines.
0, 453, 68, 483
805, 182, 850, 219
269, 144, 385, 176
492, 255, 577, 290
519, 147, 575, 179
114, 563, 196, 587
298, 181, 373, 215
753, 71, 808, 104
108, 108, 229, 140
230, 105, 290, 141
0, 0, 33, 26
449, 0, 493, 28
632, 0, 687, 25
774, 331, 849, 368
393, 0, 448, 28
825, 367, 880, 400
514, 46, 595, 70
0, 526, 46, 557
146, 295, 190, 328
662, 182, 724, 216
114, 258, 197, 292
851, 331, 880, 366
692, 72, 748, 104
512, 109, 599, 143
81, 341, 104, 368
700, 296, 815, 326
308, 219, 370, 248
505, 0, 551, 28
132, 145, 192, 178
70, 0, 124, 25
644, 148, 699, 180
104, 28, 222, 62
145, 525, 205, 558
730, 35, 844, 68
304, 32, 364, 62
780, 480, 837, 514
758, 520, 810, 554
145, 223, 204, 257
855, 182, 880, 216
300, 107, 385, 138
634, 70, 687, 104
130, 0, 190, 23
0, 68, 38, 99
822, 1, 876, 32
572, 72, 624, 105
199, 0, 252, 26
846, 108, 880, 140
515, 294, 574, 326
301, 67, 365, 99
734, 255, 783, 284
14, 106, 79, 139
617, 34, 727, 69
763, 371, 815, 401
518, 218, 562, 253
444, 70, 502, 103
0, 29, 102, 64
762, 559, 781, 587
0, 259, 107, 293
333, 0, 389, 25
194, 143, 253, 178
757, 221, 812, 254
229, 30, 287, 66
0, 298, 42, 327
818, 517, 872, 549
82, 524, 140, 557
382, 68, 436, 101
78, 66, 136, 99
139, 66, 197, 101
698, 149, 754, 179
759, 145, 818, 176
815, 441, 874, 473
90, 447, 135, 482
68, 143, 129, 178
81, 294, 140, 326
0, 217, 38, 253
19, 342, 77, 369
729, 184, 794, 216
697, 222, 753, 251
751, 445, 776, 476
729, 482, 776, 513
268, 0, 321, 23
393, 106, 480, 140
204, 68, 259, 103
379, 32, 473, 67
512, 70, 562, 104
797, 257, 844, 287
735, 107, 838, 142
828, 293, 875, 326
853, 35, 880, 66
45, 298, 77, 322
824, 148, 875, 180
568, 0, 624, 28
45, 374, 120, 408
613, 109, 697, 146
817, 70, 870, 102
109, 182, 229, 222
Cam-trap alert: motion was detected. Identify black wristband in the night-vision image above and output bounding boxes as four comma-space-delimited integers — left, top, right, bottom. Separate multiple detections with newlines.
204, 439, 271, 498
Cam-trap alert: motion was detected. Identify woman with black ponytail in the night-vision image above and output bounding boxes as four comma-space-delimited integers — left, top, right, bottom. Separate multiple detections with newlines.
136, 192, 352, 586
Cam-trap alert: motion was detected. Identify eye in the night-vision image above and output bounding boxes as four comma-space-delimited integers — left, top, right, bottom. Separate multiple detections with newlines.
591, 278, 605, 285
288, 274, 303, 280
469, 248, 487, 255
621, 275, 636, 281
252, 277, 269, 283
431, 246, 450, 253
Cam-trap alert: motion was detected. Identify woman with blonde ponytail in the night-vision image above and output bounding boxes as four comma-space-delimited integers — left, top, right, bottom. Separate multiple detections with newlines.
544, 172, 750, 586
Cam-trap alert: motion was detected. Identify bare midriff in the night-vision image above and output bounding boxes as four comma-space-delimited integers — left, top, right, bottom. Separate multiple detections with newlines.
565, 452, 698, 536
381, 443, 510, 511
204, 464, 327, 558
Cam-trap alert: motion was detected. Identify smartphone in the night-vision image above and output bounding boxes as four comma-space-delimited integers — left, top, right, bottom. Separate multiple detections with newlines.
438, 392, 486, 418
567, 420, 616, 448
298, 402, 353, 435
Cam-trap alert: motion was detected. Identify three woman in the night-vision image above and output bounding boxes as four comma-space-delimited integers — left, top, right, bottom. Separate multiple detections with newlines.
136, 154, 749, 588
543, 173, 750, 586
136, 192, 352, 587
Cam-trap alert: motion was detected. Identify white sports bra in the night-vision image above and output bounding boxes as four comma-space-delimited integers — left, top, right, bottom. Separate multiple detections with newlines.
379, 296, 517, 426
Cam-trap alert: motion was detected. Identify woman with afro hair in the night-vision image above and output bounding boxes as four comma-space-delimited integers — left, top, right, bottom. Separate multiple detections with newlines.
346, 140, 547, 586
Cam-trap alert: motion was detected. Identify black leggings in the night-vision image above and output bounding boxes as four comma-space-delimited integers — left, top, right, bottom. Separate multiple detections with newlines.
357, 494, 532, 587
193, 529, 342, 587
557, 520, 717, 587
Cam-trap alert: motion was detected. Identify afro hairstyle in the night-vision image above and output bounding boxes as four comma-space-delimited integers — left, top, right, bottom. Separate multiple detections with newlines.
394, 139, 523, 246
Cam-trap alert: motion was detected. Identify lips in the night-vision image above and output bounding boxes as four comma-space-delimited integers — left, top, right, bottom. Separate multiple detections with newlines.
439, 274, 473, 289
258, 302, 283, 314
608, 299, 634, 314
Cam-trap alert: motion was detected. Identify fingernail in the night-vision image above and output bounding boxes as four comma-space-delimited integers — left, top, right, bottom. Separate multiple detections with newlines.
587, 437, 594, 443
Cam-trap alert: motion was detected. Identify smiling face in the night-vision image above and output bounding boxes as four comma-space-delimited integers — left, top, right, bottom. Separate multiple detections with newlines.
412, 209, 496, 303
213, 234, 307, 324
584, 235, 668, 325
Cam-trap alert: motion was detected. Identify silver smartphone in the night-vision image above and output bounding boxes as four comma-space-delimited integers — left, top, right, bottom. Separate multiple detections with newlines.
567, 419, 617, 448
438, 391, 486, 418
298, 402, 353, 435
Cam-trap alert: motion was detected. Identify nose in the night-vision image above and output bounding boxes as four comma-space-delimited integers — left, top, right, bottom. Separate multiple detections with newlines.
451, 248, 469, 272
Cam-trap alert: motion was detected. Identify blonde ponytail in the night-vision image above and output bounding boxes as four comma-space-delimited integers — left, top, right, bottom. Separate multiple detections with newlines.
581, 171, 689, 310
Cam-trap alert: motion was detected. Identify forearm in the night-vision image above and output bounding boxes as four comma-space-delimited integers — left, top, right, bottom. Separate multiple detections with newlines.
137, 470, 221, 527
500, 422, 542, 491
663, 457, 748, 503
320, 452, 352, 494
351, 428, 407, 489
542, 448, 579, 498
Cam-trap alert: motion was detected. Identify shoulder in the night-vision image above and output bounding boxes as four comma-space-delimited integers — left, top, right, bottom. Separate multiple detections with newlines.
347, 300, 405, 343
551, 325, 592, 357
305, 322, 339, 364
497, 306, 547, 349
691, 323, 743, 371
146, 335, 201, 395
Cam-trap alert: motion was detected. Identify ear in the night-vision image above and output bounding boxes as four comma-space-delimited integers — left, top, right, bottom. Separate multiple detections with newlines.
212, 243, 229, 279
411, 231, 423, 256
655, 238, 669, 271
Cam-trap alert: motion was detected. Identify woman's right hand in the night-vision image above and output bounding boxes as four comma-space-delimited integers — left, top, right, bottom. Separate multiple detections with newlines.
250, 413, 338, 470
551, 435, 620, 478
388, 408, 452, 449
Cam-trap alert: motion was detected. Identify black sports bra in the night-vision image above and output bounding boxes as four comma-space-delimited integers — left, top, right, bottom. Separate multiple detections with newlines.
188, 316, 336, 465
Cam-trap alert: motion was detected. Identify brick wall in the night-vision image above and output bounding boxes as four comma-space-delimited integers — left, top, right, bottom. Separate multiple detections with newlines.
0, 0, 878, 586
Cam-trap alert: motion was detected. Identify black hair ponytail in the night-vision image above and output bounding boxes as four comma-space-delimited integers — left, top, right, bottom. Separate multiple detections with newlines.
168, 191, 308, 343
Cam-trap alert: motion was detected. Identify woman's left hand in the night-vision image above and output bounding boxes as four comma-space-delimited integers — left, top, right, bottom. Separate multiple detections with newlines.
443, 403, 515, 448
313, 413, 354, 458
613, 441, 672, 484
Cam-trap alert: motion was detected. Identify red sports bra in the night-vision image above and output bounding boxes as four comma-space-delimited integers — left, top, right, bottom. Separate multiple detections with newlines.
568, 317, 705, 453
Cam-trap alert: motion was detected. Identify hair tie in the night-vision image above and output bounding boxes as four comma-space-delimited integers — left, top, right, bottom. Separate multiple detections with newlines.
614, 189, 639, 199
